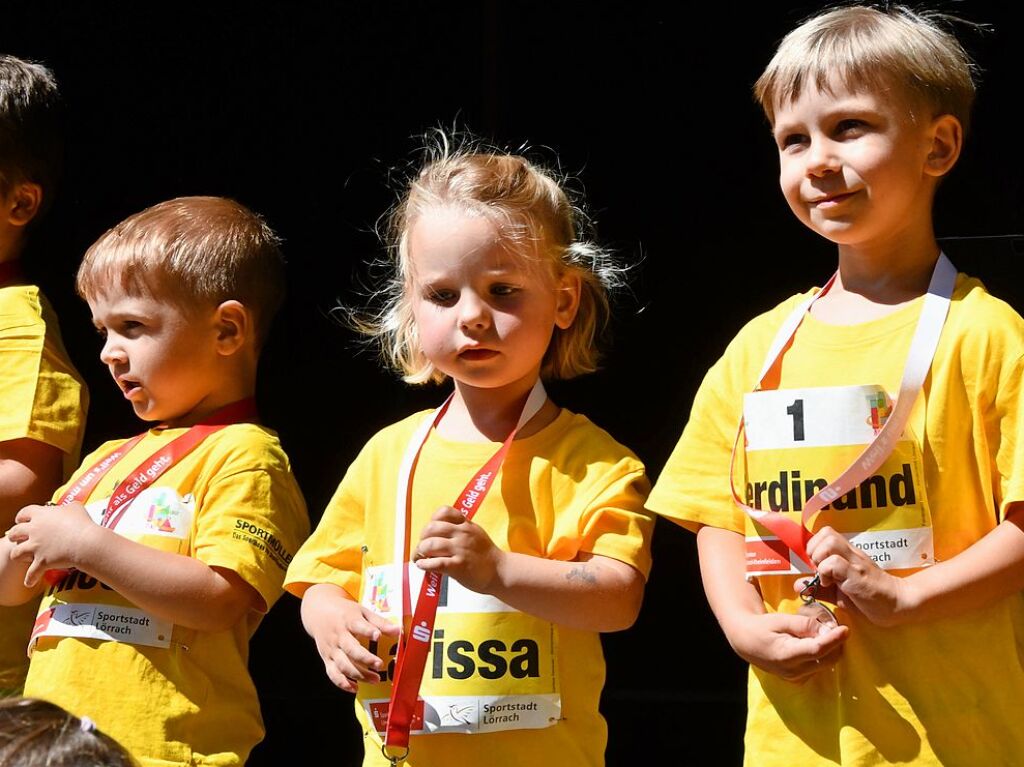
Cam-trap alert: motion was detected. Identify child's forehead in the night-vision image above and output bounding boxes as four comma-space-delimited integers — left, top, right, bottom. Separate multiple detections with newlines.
773, 73, 914, 121
86, 281, 202, 321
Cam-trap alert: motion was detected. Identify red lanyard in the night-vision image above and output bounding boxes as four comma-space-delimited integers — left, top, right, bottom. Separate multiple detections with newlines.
382, 383, 546, 763
0, 259, 25, 287
43, 398, 259, 584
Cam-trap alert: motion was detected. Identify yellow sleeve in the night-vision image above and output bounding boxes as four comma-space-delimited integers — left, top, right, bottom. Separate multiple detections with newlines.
995, 352, 1024, 517
578, 462, 654, 579
0, 287, 86, 464
192, 434, 310, 613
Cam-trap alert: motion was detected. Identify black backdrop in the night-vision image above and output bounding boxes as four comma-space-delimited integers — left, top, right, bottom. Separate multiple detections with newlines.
3, 3, 1022, 765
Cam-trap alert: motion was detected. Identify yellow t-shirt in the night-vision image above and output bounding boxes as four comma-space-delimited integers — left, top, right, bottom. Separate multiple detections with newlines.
0, 284, 88, 695
647, 275, 1024, 766
24, 423, 309, 767
285, 407, 653, 767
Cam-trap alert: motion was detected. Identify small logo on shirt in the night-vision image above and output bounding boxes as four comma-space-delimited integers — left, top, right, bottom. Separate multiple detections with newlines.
866, 392, 891, 434
145, 491, 183, 534
369, 570, 392, 614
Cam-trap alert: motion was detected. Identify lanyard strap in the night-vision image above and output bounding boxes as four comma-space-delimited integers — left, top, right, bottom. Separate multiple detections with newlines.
44, 398, 259, 584
0, 259, 25, 287
729, 254, 957, 569
382, 381, 548, 759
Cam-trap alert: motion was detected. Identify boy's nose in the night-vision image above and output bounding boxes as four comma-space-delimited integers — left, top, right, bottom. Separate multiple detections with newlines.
806, 138, 840, 176
99, 337, 126, 366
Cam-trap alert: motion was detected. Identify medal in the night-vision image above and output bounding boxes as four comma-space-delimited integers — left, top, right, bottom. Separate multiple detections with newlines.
798, 574, 838, 629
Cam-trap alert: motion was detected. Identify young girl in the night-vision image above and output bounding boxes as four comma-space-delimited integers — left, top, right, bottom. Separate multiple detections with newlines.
284, 141, 654, 766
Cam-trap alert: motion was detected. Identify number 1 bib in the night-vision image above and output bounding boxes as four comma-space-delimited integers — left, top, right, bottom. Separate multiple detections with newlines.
743, 384, 932, 576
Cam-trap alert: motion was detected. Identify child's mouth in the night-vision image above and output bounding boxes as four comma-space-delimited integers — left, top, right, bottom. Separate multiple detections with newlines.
459, 349, 498, 361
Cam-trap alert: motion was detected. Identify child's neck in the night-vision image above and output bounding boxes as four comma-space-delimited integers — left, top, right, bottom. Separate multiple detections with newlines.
811, 232, 942, 326
436, 380, 559, 443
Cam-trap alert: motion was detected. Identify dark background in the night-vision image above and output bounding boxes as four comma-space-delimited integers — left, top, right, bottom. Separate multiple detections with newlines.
4, 3, 1022, 765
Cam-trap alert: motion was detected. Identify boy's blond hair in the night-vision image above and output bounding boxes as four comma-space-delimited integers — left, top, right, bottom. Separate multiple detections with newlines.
755, 5, 975, 131
362, 136, 623, 385
76, 196, 285, 344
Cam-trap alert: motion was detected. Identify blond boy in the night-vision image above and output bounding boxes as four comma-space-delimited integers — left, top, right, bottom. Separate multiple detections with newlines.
648, 7, 1024, 765
0, 55, 87, 695
0, 197, 309, 767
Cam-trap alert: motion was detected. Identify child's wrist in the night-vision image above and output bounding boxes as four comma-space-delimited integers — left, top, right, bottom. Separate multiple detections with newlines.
74, 522, 108, 571
887, 573, 920, 625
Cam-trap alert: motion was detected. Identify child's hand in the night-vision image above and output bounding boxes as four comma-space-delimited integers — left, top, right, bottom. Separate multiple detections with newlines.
805, 526, 906, 626
6, 503, 96, 588
301, 583, 401, 694
729, 610, 848, 682
414, 505, 504, 594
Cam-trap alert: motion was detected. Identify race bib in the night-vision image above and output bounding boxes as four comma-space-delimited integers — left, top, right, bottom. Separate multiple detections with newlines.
359, 564, 560, 735
29, 603, 172, 653
743, 385, 932, 576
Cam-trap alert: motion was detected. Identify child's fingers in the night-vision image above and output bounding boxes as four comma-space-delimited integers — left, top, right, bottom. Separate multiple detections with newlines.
23, 557, 44, 589
5, 524, 28, 545
415, 554, 456, 573
357, 607, 401, 639
815, 554, 850, 588
430, 506, 464, 524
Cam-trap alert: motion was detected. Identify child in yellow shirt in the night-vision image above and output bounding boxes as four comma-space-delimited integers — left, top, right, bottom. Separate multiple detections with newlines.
0, 54, 87, 696
648, 7, 1024, 765
0, 197, 309, 767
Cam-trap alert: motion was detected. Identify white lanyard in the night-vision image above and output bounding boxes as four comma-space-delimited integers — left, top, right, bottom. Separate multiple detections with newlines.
731, 253, 957, 566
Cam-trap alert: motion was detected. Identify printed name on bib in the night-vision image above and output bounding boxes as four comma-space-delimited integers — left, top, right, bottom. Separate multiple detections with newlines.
359, 563, 559, 736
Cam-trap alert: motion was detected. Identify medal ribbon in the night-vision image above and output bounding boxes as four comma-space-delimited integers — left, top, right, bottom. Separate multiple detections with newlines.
43, 398, 259, 584
729, 254, 957, 569
382, 381, 548, 758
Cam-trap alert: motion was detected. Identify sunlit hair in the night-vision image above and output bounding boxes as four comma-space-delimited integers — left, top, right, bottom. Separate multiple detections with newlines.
0, 55, 62, 215
76, 196, 286, 345
755, 5, 976, 132
0, 697, 135, 767
356, 133, 624, 384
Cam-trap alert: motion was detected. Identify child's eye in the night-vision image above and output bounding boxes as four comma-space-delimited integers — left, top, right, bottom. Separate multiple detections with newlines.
779, 133, 808, 150
490, 284, 519, 297
836, 119, 867, 135
425, 288, 456, 306
121, 320, 144, 334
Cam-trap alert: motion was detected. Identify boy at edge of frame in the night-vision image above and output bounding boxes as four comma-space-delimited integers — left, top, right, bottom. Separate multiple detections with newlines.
646, 6, 1024, 766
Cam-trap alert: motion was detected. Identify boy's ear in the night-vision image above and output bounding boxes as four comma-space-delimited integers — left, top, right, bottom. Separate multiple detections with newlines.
924, 114, 962, 178
213, 300, 250, 355
554, 272, 582, 330
4, 182, 43, 228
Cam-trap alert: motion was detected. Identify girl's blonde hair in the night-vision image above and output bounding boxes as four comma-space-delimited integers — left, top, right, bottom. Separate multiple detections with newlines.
359, 134, 624, 384
755, 5, 976, 132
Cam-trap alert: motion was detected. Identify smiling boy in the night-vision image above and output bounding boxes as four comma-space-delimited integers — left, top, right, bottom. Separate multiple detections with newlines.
647, 7, 1024, 765
0, 197, 309, 767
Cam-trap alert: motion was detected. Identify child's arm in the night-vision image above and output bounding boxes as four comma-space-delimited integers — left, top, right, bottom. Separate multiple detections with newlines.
299, 583, 402, 693
415, 505, 644, 632
805, 505, 1024, 626
6, 502, 260, 631
697, 525, 848, 682
0, 439, 62, 528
